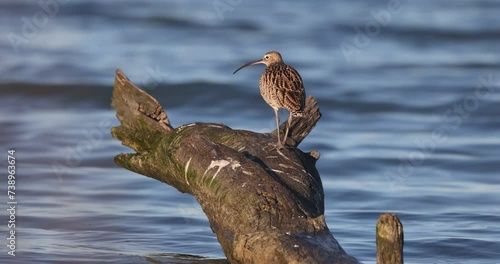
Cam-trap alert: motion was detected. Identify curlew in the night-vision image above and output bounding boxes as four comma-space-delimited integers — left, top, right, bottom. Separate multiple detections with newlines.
233, 51, 306, 148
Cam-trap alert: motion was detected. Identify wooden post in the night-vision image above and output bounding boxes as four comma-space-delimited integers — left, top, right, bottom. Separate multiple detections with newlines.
377, 213, 404, 264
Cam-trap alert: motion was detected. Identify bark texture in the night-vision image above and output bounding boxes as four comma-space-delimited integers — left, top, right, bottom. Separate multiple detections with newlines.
377, 213, 404, 264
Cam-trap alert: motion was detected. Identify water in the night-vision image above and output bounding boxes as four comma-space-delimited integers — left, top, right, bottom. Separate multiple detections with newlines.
1, 0, 500, 263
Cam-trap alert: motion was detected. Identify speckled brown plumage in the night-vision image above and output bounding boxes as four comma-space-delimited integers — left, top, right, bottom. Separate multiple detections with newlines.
260, 61, 305, 117
234, 51, 306, 147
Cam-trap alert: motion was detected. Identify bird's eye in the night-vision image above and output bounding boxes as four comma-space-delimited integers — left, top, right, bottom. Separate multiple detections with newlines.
265, 55, 269, 60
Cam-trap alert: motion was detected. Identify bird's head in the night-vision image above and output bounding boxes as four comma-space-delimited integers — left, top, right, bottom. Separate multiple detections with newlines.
233, 51, 283, 74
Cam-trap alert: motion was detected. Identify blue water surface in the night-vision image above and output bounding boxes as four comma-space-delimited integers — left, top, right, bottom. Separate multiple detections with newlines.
1, 0, 500, 263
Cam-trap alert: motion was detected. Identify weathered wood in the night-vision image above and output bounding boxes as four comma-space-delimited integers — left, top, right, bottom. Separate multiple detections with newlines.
111, 69, 359, 263
377, 213, 404, 264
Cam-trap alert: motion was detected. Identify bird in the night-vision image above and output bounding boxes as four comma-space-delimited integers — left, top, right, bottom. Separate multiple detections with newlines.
233, 51, 306, 148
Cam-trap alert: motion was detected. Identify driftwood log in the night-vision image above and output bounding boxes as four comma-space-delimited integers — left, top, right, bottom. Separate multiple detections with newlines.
110, 69, 361, 263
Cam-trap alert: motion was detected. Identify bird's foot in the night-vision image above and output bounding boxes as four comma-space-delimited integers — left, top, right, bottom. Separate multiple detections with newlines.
264, 142, 283, 151
263, 142, 281, 151
273, 141, 286, 150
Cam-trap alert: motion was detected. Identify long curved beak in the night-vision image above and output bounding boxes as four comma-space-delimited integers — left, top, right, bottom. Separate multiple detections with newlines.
233, 59, 264, 74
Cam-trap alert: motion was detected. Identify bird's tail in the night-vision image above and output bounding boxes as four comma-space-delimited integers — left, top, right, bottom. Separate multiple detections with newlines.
292, 110, 305, 117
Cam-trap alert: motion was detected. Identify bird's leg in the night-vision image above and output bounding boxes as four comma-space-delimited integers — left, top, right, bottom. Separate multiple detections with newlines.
274, 108, 283, 148
282, 112, 293, 146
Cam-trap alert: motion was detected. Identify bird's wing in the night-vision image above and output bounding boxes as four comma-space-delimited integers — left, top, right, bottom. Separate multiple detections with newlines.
278, 65, 306, 113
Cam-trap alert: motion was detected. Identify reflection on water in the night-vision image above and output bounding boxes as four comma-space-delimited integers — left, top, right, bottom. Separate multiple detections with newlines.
1, 0, 500, 263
